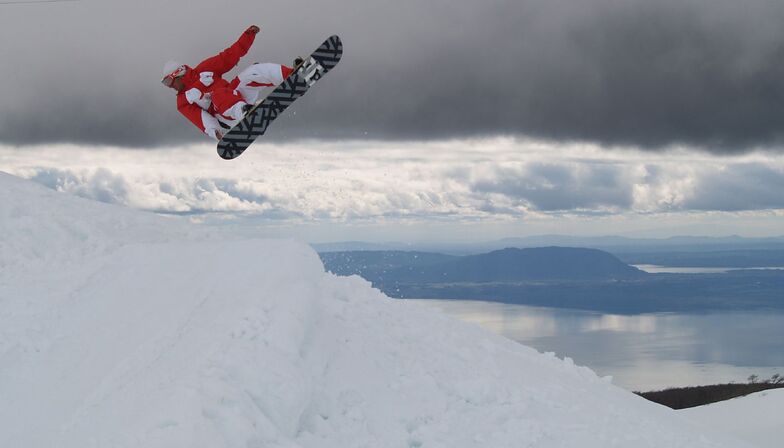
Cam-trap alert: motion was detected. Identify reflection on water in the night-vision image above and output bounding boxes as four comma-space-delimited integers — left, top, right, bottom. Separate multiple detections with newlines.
410, 299, 784, 391
633, 264, 784, 274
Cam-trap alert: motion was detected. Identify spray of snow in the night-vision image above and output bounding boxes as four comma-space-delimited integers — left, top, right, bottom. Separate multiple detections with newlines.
0, 172, 749, 447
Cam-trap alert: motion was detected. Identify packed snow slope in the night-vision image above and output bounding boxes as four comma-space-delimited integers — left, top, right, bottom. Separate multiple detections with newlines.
681, 389, 784, 448
0, 172, 747, 447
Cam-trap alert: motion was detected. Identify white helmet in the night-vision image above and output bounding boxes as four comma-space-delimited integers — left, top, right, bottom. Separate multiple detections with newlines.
161, 60, 188, 87
162, 60, 185, 78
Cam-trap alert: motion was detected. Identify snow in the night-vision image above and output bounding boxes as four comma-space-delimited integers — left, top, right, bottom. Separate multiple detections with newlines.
680, 389, 784, 448
0, 171, 750, 447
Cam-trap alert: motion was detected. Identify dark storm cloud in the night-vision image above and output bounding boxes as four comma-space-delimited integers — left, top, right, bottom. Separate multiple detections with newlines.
3, 0, 784, 151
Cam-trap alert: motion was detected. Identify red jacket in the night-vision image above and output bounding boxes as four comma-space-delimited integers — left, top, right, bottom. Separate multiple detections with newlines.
176, 29, 257, 138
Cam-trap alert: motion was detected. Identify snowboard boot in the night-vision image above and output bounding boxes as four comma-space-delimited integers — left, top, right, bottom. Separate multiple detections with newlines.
293, 57, 305, 70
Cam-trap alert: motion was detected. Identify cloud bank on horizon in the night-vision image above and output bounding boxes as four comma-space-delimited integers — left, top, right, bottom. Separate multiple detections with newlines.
2, 0, 784, 151
2, 140, 783, 238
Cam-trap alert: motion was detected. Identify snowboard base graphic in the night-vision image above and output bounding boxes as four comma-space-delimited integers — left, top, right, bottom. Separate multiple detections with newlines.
217, 35, 343, 160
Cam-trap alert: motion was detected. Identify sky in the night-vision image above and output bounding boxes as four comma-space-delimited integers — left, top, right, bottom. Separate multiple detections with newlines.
0, 0, 782, 242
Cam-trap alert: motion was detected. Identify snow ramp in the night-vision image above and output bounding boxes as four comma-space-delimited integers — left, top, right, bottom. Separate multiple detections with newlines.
0, 172, 746, 447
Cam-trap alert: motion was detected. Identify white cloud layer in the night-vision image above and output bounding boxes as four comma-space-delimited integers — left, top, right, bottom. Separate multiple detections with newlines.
1, 139, 782, 241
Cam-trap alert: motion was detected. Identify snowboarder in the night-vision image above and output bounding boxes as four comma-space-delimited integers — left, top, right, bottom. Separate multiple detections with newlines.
161, 25, 296, 141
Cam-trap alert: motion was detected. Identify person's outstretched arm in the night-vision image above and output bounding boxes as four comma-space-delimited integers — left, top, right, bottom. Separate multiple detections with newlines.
194, 25, 260, 76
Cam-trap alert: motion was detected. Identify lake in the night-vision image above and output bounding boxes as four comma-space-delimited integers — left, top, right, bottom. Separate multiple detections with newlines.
409, 299, 784, 392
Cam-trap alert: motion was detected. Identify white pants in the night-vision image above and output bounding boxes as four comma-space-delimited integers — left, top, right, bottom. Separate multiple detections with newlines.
218, 63, 286, 126
237, 63, 286, 105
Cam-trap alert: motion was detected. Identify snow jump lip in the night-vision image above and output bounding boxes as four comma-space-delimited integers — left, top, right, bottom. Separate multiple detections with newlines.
217, 35, 343, 160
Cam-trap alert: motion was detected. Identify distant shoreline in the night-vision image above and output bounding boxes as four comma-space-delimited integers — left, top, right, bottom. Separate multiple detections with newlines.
637, 381, 784, 409
320, 248, 784, 314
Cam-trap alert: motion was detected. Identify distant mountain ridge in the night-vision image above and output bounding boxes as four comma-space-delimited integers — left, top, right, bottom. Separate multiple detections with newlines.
312, 234, 784, 255
391, 247, 646, 282
319, 246, 784, 313
321, 246, 646, 285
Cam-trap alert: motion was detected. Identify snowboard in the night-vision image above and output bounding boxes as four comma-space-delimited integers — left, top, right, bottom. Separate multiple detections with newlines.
217, 35, 343, 160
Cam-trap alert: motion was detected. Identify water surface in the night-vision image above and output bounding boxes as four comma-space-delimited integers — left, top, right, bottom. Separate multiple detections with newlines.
633, 264, 784, 274
410, 299, 784, 391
